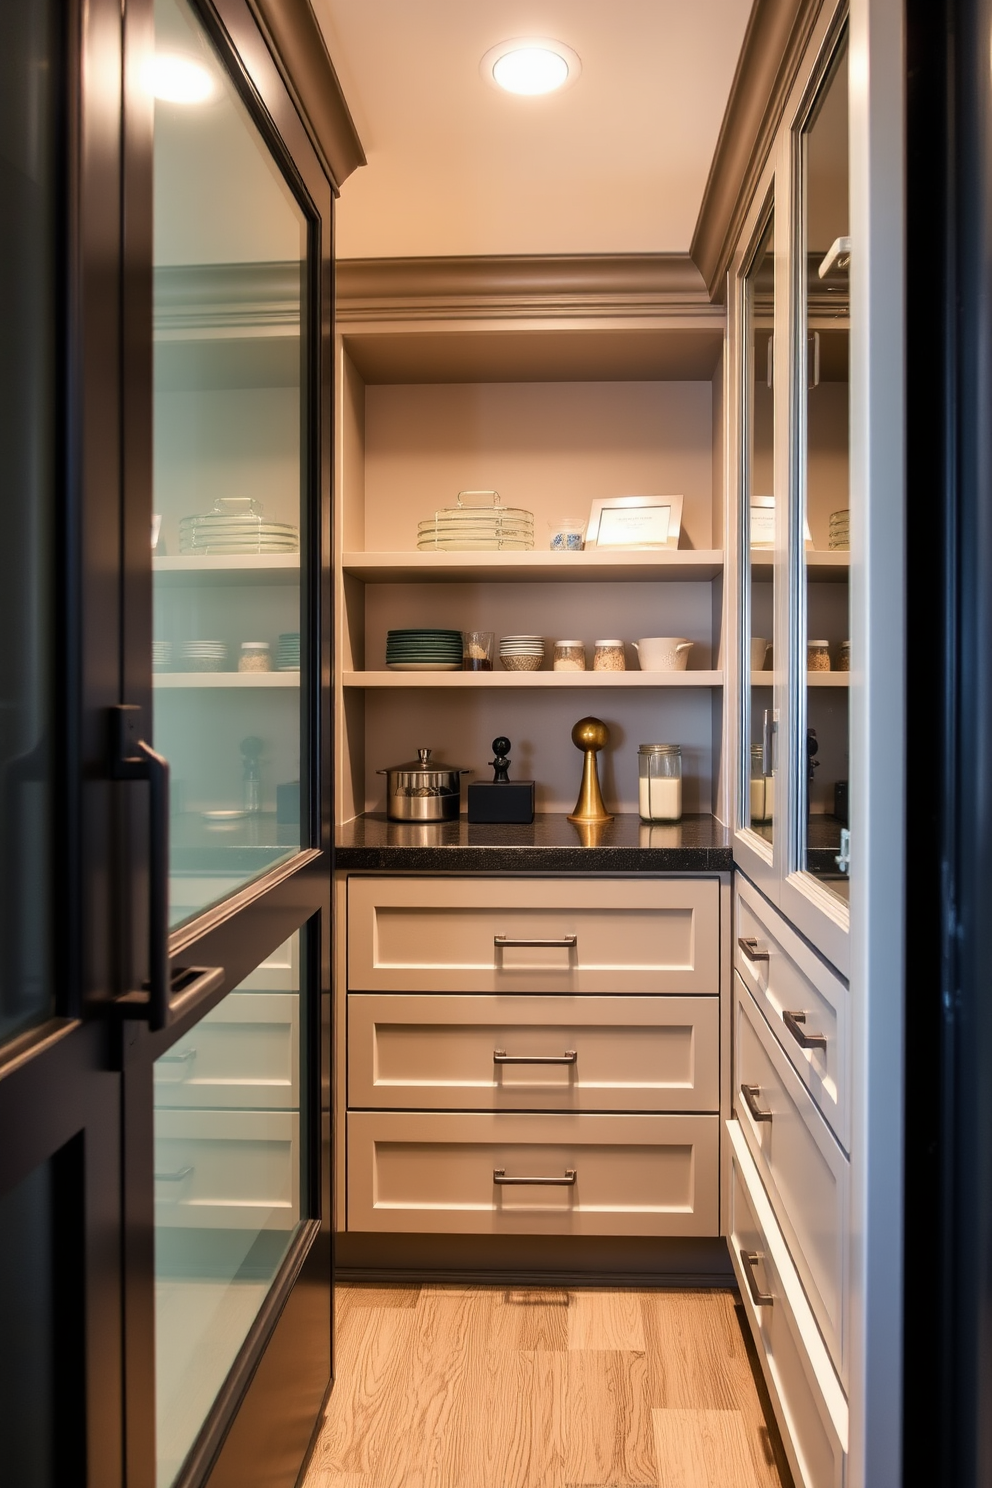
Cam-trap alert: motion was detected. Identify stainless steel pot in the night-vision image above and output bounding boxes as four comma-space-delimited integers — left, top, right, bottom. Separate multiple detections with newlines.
378, 748, 472, 821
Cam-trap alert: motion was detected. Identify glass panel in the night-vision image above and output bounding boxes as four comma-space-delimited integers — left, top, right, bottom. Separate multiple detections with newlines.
743, 211, 776, 841
800, 37, 850, 902
152, 0, 308, 930
154, 930, 304, 1488
0, 0, 57, 1043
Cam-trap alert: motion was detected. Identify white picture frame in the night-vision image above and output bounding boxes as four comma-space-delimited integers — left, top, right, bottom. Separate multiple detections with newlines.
585, 495, 684, 550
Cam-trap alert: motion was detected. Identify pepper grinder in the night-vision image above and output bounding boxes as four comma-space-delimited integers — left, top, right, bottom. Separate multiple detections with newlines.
467, 736, 535, 824
567, 717, 613, 825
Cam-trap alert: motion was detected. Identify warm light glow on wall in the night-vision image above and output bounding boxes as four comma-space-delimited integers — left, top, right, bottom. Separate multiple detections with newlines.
146, 53, 215, 104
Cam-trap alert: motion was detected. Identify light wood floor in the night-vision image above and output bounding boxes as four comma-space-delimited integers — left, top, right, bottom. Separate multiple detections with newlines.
302, 1284, 793, 1488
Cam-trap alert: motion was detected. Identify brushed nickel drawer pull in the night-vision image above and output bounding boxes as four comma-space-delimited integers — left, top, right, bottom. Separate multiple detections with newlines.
494, 1049, 578, 1065
740, 1249, 774, 1307
783, 1009, 827, 1052
740, 1083, 773, 1123
494, 935, 577, 950
493, 1168, 577, 1186
154, 1166, 194, 1182
737, 935, 770, 962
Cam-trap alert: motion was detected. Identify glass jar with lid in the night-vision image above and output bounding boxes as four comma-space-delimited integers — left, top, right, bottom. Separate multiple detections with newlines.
638, 744, 682, 822
807, 639, 831, 672
239, 641, 272, 673
749, 743, 774, 824
553, 640, 586, 672
837, 639, 850, 672
593, 639, 625, 672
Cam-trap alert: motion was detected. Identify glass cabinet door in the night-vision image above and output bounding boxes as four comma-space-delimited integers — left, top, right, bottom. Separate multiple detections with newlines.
741, 209, 777, 845
152, 0, 308, 930
796, 28, 850, 905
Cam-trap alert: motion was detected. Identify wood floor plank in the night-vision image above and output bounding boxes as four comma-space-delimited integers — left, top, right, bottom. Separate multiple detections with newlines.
642, 1291, 743, 1410
456, 1345, 566, 1488
306, 1306, 418, 1479
492, 1287, 570, 1352
339, 1284, 421, 1310
652, 1408, 757, 1488
568, 1290, 647, 1352
564, 1351, 657, 1486
372, 1285, 491, 1488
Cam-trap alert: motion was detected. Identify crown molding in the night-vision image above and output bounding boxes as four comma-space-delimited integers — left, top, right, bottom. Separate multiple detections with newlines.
247, 0, 365, 191
691, 0, 824, 300
335, 253, 716, 322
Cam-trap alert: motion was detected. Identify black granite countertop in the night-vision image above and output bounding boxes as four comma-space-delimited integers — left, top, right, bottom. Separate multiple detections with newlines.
334, 812, 732, 873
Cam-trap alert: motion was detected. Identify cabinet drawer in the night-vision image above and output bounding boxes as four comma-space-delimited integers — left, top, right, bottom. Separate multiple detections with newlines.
735, 877, 850, 1148
154, 1110, 300, 1230
728, 1121, 847, 1488
734, 977, 849, 1381
347, 876, 720, 994
348, 994, 719, 1112
347, 1111, 719, 1236
153, 993, 299, 1110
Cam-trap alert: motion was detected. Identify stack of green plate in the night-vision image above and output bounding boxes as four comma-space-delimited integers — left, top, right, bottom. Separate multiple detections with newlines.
386, 628, 463, 672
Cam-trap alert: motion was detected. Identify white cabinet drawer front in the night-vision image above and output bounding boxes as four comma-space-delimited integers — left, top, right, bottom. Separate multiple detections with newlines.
734, 978, 849, 1381
153, 993, 299, 1110
735, 877, 850, 1148
348, 877, 720, 994
348, 994, 719, 1112
728, 1122, 847, 1488
154, 1110, 300, 1230
347, 1111, 718, 1236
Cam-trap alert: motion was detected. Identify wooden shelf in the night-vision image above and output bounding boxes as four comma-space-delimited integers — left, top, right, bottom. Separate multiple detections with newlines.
343, 670, 723, 689
750, 550, 850, 583
749, 672, 850, 688
155, 672, 300, 688
154, 555, 300, 586
341, 550, 724, 584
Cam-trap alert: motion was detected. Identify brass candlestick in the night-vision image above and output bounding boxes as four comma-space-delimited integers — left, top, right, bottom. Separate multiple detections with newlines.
567, 717, 613, 824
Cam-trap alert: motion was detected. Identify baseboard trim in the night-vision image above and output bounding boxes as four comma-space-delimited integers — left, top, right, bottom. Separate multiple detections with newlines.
334, 1232, 735, 1289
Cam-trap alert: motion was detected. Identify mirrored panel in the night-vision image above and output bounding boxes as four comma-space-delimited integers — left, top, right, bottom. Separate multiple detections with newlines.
743, 210, 777, 841
800, 34, 850, 902
152, 0, 308, 930
153, 930, 304, 1487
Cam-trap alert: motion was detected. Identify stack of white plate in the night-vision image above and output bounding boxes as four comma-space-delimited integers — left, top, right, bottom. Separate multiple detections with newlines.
180, 640, 228, 672
179, 506, 299, 555
499, 635, 545, 672
152, 640, 173, 672
416, 492, 534, 552
276, 632, 300, 671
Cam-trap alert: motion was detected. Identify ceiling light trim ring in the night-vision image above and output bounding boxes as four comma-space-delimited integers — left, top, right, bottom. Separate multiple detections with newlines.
480, 37, 582, 97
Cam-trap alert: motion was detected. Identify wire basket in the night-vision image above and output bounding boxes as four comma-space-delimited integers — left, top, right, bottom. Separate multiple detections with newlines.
417, 490, 534, 552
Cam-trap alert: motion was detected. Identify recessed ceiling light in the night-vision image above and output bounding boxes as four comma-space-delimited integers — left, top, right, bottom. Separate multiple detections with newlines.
480, 38, 581, 96
145, 53, 215, 105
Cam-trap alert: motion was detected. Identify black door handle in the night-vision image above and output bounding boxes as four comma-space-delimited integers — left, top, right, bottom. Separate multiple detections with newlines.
110, 705, 171, 1030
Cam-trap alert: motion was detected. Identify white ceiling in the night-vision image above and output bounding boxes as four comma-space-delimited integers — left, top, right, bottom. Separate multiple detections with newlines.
312, 0, 755, 261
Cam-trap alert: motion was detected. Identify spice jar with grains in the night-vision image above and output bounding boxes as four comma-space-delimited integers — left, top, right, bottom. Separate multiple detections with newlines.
239, 641, 272, 673
593, 639, 626, 672
838, 640, 850, 672
554, 640, 586, 672
807, 639, 831, 672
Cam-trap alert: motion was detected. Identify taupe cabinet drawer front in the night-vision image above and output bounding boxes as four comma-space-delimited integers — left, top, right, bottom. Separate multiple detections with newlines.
729, 1123, 847, 1488
347, 1111, 719, 1236
735, 878, 850, 1148
154, 1110, 300, 1231
347, 877, 720, 994
153, 992, 299, 1110
734, 977, 849, 1382
348, 994, 719, 1112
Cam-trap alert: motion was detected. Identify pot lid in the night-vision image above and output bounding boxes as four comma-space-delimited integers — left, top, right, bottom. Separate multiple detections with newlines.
378, 748, 472, 774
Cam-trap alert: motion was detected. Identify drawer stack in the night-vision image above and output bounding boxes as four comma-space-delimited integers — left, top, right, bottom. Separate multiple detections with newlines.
730, 876, 850, 1488
345, 876, 722, 1236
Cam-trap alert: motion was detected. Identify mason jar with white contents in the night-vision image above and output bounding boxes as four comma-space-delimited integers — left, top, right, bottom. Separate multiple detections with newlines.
749, 743, 774, 824
593, 639, 625, 672
553, 639, 586, 672
638, 744, 682, 823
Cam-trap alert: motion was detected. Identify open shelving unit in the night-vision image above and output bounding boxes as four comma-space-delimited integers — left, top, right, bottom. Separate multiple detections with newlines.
334, 300, 731, 821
